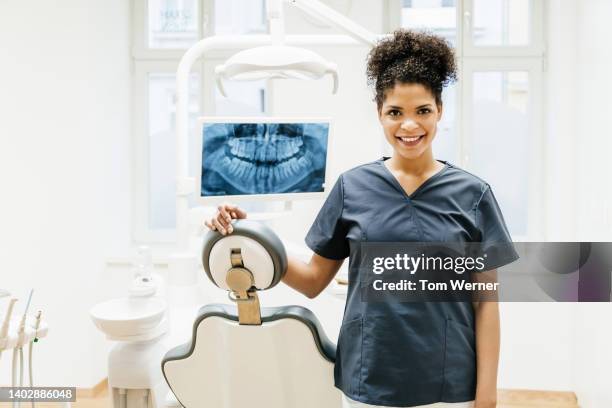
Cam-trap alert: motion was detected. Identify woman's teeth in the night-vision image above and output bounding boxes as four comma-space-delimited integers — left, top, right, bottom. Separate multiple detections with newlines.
397, 135, 424, 146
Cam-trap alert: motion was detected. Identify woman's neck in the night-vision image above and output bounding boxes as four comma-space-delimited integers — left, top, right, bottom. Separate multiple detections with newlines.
387, 150, 439, 177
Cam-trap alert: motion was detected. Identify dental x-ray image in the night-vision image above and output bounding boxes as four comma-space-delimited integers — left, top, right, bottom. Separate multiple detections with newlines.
201, 120, 329, 197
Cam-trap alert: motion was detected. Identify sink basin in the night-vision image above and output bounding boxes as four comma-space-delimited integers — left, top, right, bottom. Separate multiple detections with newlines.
90, 297, 167, 340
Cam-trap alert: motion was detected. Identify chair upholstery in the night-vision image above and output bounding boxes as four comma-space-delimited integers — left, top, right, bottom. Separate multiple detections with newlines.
162, 303, 341, 408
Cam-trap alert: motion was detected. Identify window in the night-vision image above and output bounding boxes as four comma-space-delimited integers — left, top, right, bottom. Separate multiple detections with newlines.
213, 0, 266, 35
132, 0, 268, 242
391, 0, 544, 238
402, 0, 455, 7
472, 0, 530, 47
400, 0, 458, 45
148, 0, 200, 49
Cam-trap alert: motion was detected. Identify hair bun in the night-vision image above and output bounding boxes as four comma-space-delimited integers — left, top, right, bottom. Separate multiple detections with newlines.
366, 29, 457, 107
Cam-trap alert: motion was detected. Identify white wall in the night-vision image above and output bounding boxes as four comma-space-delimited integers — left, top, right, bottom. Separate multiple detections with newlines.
0, 0, 131, 387
488, 0, 612, 400
572, 304, 612, 408
544, 0, 578, 241
490, 0, 581, 394
572, 0, 612, 406
575, 0, 612, 240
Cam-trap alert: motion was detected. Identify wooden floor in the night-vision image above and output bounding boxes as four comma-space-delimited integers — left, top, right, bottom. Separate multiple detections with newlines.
1, 389, 579, 408
498, 389, 578, 407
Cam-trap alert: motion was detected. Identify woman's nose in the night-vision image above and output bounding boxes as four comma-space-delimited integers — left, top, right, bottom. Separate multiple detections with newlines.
400, 118, 419, 131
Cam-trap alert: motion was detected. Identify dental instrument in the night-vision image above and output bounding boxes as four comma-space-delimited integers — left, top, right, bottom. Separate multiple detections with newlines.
0, 297, 18, 361
13, 290, 33, 408
29, 310, 42, 408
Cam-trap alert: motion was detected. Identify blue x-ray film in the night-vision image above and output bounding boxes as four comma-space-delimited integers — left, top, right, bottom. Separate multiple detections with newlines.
201, 122, 329, 196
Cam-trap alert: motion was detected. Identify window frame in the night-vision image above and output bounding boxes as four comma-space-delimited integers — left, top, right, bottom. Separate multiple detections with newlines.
131, 0, 272, 243
462, 0, 545, 57
132, 0, 212, 61
461, 57, 544, 240
132, 60, 206, 243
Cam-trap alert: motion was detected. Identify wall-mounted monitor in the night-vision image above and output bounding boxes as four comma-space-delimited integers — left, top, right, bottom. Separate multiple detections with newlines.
197, 117, 331, 202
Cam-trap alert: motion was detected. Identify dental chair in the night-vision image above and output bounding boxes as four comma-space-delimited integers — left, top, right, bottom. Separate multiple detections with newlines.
162, 220, 342, 408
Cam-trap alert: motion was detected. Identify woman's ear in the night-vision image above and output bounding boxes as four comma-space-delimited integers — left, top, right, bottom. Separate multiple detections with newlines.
436, 103, 444, 121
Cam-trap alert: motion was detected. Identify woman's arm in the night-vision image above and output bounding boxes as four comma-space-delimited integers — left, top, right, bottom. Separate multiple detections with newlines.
205, 204, 344, 299
283, 254, 344, 299
473, 270, 500, 408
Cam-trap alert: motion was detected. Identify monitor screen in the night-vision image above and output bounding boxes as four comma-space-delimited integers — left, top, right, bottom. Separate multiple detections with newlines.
199, 118, 330, 199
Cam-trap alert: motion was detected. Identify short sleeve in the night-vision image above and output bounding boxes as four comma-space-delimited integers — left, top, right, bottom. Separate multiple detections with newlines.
474, 184, 519, 270
305, 175, 350, 260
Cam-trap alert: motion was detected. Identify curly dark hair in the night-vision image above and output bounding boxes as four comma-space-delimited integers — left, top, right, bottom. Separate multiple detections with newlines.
366, 29, 457, 110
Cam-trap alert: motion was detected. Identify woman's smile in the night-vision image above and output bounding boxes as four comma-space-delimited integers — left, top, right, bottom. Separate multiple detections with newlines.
395, 134, 426, 147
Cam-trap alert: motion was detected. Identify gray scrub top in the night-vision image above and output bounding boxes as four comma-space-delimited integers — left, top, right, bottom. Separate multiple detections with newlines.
305, 158, 518, 407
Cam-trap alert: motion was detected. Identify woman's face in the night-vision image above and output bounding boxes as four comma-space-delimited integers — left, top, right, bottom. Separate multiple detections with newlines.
378, 82, 443, 161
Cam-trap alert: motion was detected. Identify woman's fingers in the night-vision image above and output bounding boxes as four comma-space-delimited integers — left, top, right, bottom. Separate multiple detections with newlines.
212, 217, 227, 235
203, 204, 245, 233
218, 204, 233, 222
218, 213, 233, 233
225, 205, 247, 219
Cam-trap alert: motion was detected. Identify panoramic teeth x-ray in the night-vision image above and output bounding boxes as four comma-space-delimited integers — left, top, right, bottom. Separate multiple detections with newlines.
201, 121, 329, 196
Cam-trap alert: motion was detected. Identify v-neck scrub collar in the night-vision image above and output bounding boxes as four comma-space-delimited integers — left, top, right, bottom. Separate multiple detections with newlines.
378, 157, 451, 200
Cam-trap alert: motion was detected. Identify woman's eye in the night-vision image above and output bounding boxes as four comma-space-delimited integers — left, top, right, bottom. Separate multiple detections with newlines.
387, 110, 401, 117
418, 108, 432, 115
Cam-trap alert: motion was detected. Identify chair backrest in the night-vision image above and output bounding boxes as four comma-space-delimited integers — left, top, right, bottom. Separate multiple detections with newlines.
162, 303, 342, 408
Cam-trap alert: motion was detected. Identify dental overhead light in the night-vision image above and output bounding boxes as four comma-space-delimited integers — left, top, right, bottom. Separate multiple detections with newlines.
212, 0, 366, 97
215, 45, 339, 96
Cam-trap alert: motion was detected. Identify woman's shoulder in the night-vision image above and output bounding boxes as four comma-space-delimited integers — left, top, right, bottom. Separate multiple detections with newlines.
336, 159, 387, 185
342, 159, 383, 175
440, 161, 491, 195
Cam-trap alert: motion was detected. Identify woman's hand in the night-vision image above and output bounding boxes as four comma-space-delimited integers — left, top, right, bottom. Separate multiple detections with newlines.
204, 204, 247, 235
474, 395, 497, 408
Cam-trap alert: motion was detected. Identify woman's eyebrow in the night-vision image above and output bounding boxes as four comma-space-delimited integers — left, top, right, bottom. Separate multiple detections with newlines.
386, 104, 433, 110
